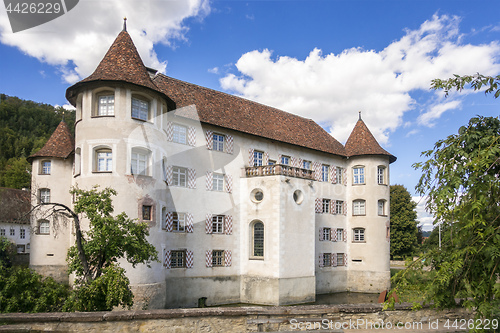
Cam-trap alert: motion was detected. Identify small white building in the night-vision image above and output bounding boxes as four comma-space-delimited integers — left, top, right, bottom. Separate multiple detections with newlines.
0, 187, 30, 254
29, 23, 396, 308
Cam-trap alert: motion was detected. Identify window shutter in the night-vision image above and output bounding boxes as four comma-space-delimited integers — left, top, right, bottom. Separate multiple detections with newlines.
343, 168, 347, 185
315, 198, 322, 213
166, 121, 173, 141
224, 250, 232, 267
332, 228, 337, 242
332, 253, 337, 267
164, 250, 171, 269
205, 130, 213, 150
205, 250, 212, 268
206, 171, 213, 191
205, 214, 213, 234
166, 165, 173, 186
264, 152, 269, 165
248, 148, 254, 166
319, 227, 324, 241
319, 254, 324, 268
313, 162, 321, 181
188, 126, 196, 146
166, 212, 173, 232
186, 250, 194, 268
298, 158, 303, 168
225, 174, 233, 193
277, 154, 282, 164
331, 167, 337, 184
344, 253, 348, 267
226, 135, 234, 154
331, 201, 336, 215
291, 156, 297, 167
343, 229, 347, 242
188, 168, 196, 189
343, 201, 347, 216
186, 213, 193, 233
224, 215, 233, 235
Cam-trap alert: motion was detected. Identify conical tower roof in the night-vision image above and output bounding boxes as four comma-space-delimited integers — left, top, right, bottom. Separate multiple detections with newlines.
28, 120, 74, 162
66, 22, 170, 106
345, 115, 396, 163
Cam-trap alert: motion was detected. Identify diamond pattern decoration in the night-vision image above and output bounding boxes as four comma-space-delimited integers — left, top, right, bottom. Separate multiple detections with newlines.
166, 121, 173, 141
313, 161, 321, 181
205, 130, 213, 150
331, 167, 337, 184
224, 250, 232, 267
319, 227, 324, 241
319, 254, 324, 268
186, 250, 194, 268
264, 152, 269, 165
164, 249, 171, 269
205, 250, 212, 268
188, 126, 196, 146
188, 168, 196, 189
291, 156, 297, 168
248, 148, 254, 166
225, 174, 233, 193
332, 228, 337, 242
205, 214, 213, 234
206, 171, 213, 191
343, 168, 347, 186
166, 212, 173, 232
344, 253, 348, 267
226, 135, 234, 154
332, 253, 337, 267
343, 229, 347, 242
186, 213, 193, 233
298, 158, 303, 169
315, 198, 322, 213
224, 215, 233, 235
343, 201, 347, 216
165, 165, 173, 186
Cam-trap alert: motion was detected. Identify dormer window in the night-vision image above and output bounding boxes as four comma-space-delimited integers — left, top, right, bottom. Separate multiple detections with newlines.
132, 96, 149, 121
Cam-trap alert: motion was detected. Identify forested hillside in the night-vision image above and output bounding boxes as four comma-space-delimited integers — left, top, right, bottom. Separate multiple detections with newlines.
0, 94, 75, 189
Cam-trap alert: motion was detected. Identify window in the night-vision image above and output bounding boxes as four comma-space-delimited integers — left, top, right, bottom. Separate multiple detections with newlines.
213, 134, 224, 152
336, 228, 344, 242
252, 221, 264, 258
322, 199, 330, 214
212, 215, 224, 234
335, 200, 343, 215
377, 166, 386, 185
268, 160, 276, 165
213, 173, 224, 191
212, 250, 224, 267
0, 229, 4, 236
162, 158, 167, 182
353, 166, 365, 184
10, 228, 15, 236
303, 160, 311, 170
41, 160, 51, 175
281, 155, 290, 165
336, 253, 345, 266
336, 167, 343, 184
96, 148, 112, 172
323, 253, 332, 267
353, 200, 366, 215
253, 151, 263, 166
97, 94, 114, 116
172, 124, 187, 144
170, 250, 186, 268
131, 149, 149, 176
172, 167, 187, 187
353, 228, 365, 242
131, 97, 149, 121
323, 227, 331, 241
322, 165, 329, 182
172, 213, 186, 232
16, 245, 25, 254
39, 220, 50, 235
74, 148, 81, 175
142, 205, 152, 221
378, 200, 386, 216
39, 188, 50, 204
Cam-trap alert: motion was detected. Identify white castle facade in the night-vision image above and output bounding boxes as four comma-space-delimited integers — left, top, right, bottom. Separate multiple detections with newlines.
29, 25, 396, 308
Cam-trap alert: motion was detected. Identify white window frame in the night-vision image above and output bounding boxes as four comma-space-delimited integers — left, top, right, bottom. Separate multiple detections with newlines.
95, 148, 112, 172
212, 215, 224, 234
268, 160, 276, 166
20, 228, 25, 239
170, 250, 186, 268
172, 166, 187, 187
377, 166, 386, 185
41, 160, 51, 175
336, 167, 343, 184
303, 160, 311, 170
378, 200, 386, 216
172, 212, 186, 232
323, 227, 331, 241
131, 96, 149, 121
212, 173, 224, 192
251, 221, 264, 258
322, 165, 329, 182
172, 124, 187, 144
254, 151, 263, 167
97, 94, 114, 116
323, 253, 332, 267
10, 228, 15, 236
213, 134, 224, 152
335, 200, 343, 215
336, 253, 345, 266
322, 199, 330, 214
353, 200, 366, 216
39, 220, 50, 235
337, 228, 344, 242
281, 155, 290, 165
353, 228, 365, 242
212, 250, 224, 267
131, 149, 150, 176
353, 166, 365, 184
40, 188, 50, 204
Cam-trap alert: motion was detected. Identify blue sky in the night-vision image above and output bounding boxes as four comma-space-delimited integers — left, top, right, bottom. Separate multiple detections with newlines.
1, 1, 499, 230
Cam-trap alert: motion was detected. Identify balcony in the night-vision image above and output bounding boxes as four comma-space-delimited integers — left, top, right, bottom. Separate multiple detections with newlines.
245, 164, 315, 180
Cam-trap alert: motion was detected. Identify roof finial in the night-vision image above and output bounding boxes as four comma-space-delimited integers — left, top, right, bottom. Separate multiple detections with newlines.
62, 110, 65, 121
123, 17, 127, 31
359, 111, 362, 120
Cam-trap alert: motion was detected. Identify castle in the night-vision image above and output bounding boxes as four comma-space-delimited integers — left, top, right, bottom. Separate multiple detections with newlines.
29, 23, 396, 308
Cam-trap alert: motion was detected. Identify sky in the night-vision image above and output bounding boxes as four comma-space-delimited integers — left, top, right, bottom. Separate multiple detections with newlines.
1, 0, 499, 231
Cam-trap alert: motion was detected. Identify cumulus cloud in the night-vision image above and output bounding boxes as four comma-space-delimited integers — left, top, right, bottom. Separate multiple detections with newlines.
220, 14, 500, 144
0, 0, 210, 83
413, 196, 434, 231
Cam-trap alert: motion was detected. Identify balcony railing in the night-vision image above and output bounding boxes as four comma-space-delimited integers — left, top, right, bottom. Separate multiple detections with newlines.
245, 164, 315, 180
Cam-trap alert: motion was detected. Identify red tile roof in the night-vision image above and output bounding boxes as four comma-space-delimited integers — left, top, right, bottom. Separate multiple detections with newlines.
28, 120, 74, 161
154, 74, 347, 156
0, 188, 30, 224
345, 119, 396, 163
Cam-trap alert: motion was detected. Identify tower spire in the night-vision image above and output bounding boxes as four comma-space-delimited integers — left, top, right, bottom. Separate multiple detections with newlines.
358, 111, 362, 120
123, 17, 127, 31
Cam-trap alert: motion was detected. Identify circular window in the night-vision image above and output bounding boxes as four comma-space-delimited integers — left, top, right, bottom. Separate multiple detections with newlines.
250, 189, 264, 203
293, 190, 304, 204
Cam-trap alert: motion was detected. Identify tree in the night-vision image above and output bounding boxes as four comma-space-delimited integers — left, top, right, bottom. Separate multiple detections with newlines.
60, 186, 159, 311
0, 157, 31, 189
390, 185, 419, 259
431, 73, 500, 98
394, 116, 500, 321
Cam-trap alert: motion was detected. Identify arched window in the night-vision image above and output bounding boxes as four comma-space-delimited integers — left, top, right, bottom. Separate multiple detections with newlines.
377, 166, 386, 185
94, 147, 112, 172
251, 221, 264, 258
353, 199, 366, 216
378, 199, 386, 216
353, 228, 365, 242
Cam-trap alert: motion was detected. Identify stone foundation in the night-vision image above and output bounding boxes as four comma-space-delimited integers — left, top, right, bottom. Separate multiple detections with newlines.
30, 264, 69, 284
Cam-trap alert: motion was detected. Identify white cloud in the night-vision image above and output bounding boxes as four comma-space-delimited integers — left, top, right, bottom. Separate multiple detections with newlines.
413, 196, 434, 231
208, 67, 219, 74
418, 100, 462, 127
0, 0, 210, 83
220, 14, 500, 144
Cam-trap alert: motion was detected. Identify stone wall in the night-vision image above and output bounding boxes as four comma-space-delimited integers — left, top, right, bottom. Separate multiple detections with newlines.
0, 303, 475, 332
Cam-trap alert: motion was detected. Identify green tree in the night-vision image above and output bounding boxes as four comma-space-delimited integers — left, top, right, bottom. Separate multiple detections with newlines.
390, 185, 419, 259
0, 236, 16, 268
394, 116, 499, 321
431, 73, 500, 98
59, 186, 159, 311
0, 157, 31, 189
